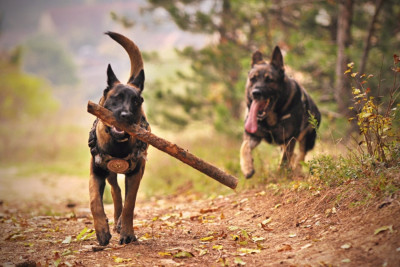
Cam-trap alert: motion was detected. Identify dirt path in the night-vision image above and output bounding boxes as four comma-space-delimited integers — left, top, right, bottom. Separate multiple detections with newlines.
0, 175, 399, 266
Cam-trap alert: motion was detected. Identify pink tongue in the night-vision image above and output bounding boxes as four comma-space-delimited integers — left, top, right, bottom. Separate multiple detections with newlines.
245, 100, 261, 134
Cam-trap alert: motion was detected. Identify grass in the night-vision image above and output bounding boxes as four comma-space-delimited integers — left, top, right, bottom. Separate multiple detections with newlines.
1, 104, 398, 208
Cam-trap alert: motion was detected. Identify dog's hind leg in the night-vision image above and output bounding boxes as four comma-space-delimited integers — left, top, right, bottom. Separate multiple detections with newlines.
107, 173, 123, 233
297, 127, 317, 164
89, 158, 112, 246
240, 133, 261, 179
119, 159, 145, 245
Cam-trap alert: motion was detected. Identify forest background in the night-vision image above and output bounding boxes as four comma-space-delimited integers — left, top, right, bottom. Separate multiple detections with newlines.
0, 0, 399, 199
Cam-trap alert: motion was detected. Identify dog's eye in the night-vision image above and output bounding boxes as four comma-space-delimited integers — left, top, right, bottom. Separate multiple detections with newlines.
250, 76, 257, 83
265, 76, 272, 83
132, 97, 143, 106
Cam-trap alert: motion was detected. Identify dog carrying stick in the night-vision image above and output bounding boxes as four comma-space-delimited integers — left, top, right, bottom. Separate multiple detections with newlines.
87, 101, 238, 189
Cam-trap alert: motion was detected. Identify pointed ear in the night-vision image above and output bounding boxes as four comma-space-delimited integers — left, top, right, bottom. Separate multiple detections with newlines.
251, 51, 263, 67
107, 64, 120, 87
271, 46, 284, 70
128, 69, 145, 92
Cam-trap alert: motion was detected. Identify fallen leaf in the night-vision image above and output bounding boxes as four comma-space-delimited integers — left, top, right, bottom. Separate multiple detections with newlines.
158, 252, 172, 257
274, 204, 282, 209
234, 257, 246, 265
53, 259, 61, 267
200, 236, 214, 242
139, 232, 153, 241
341, 244, 352, 249
173, 251, 194, 258
374, 225, 393, 235
342, 259, 351, 263
277, 244, 292, 252
112, 256, 132, 263
197, 249, 208, 256
213, 245, 223, 250
288, 233, 297, 238
8, 233, 26, 241
261, 218, 272, 225
62, 236, 72, 244
61, 249, 75, 256
256, 243, 265, 250
228, 226, 239, 231
252, 236, 265, 242
255, 191, 266, 196
200, 207, 219, 214
76, 227, 89, 241
301, 243, 312, 249
238, 248, 260, 254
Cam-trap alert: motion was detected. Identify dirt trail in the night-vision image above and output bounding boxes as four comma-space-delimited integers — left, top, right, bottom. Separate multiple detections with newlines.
0, 175, 399, 266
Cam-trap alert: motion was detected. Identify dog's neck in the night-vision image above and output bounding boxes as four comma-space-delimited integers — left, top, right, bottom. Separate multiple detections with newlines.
95, 121, 136, 157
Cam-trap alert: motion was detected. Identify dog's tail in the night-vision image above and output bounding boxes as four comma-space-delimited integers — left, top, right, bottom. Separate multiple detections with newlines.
105, 31, 143, 82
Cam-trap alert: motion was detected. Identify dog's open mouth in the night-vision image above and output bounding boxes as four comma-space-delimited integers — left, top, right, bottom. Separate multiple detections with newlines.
245, 98, 270, 134
110, 126, 129, 140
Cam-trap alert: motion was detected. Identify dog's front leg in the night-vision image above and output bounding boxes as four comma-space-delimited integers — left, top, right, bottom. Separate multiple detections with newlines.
119, 159, 145, 245
281, 138, 296, 168
107, 173, 123, 233
89, 159, 112, 246
240, 133, 261, 179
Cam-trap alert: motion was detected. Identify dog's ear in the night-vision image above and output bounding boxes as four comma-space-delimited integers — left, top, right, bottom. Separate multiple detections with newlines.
128, 69, 145, 92
271, 46, 284, 71
102, 64, 120, 99
107, 64, 120, 87
251, 51, 263, 67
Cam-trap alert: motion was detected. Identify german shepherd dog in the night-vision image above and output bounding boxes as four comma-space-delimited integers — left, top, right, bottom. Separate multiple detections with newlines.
88, 32, 149, 246
240, 47, 321, 178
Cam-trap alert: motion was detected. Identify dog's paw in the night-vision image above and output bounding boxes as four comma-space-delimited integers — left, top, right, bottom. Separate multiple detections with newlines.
119, 233, 137, 245
96, 231, 112, 246
244, 169, 255, 179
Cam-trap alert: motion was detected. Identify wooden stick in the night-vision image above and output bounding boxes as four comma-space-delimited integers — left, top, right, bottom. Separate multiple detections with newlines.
87, 101, 238, 189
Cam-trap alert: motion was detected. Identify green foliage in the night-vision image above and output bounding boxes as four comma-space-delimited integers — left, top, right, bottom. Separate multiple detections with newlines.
308, 57, 400, 198
23, 34, 79, 86
346, 57, 399, 164
145, 0, 399, 134
0, 51, 59, 121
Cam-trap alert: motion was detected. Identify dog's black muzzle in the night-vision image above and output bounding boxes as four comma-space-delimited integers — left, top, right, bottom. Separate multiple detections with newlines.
252, 88, 263, 100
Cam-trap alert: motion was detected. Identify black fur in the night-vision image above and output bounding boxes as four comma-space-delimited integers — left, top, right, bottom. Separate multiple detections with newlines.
240, 46, 321, 178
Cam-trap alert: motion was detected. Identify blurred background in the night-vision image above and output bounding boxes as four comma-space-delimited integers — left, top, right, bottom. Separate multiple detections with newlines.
0, 0, 399, 206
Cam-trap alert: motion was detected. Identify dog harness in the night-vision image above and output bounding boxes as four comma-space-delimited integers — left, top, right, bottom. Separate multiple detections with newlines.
88, 117, 149, 174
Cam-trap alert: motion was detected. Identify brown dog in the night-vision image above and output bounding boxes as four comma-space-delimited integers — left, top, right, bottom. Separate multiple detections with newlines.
240, 47, 321, 178
88, 32, 149, 246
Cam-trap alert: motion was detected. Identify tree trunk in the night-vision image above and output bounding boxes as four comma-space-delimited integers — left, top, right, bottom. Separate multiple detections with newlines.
335, 0, 354, 116
359, 0, 385, 76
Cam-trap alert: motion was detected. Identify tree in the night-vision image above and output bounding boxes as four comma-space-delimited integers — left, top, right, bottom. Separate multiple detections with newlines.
23, 34, 79, 86
144, 0, 400, 132
335, 0, 354, 115
0, 47, 58, 121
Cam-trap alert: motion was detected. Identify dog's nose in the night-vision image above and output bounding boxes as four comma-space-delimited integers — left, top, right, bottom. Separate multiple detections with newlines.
252, 89, 263, 100
120, 111, 133, 121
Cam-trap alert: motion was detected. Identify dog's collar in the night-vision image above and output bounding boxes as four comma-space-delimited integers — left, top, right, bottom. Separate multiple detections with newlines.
94, 147, 147, 174
89, 116, 149, 174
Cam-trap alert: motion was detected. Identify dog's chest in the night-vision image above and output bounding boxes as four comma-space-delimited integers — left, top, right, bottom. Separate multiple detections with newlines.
89, 118, 149, 174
